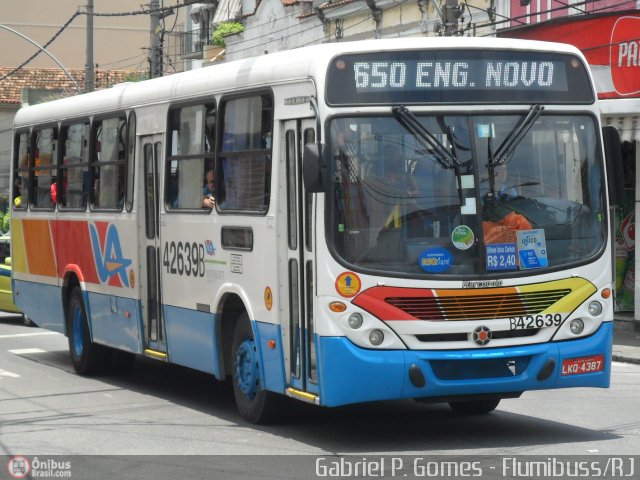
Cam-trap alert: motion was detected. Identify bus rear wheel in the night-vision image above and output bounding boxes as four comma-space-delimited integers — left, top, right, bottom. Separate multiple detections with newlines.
67, 287, 104, 375
231, 313, 281, 424
448, 398, 501, 415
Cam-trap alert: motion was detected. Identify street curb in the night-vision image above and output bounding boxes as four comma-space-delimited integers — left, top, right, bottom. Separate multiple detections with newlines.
612, 354, 640, 365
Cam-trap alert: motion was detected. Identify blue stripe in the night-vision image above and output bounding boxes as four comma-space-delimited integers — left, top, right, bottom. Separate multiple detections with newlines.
87, 292, 141, 353
164, 304, 220, 376
13, 280, 65, 334
253, 321, 286, 394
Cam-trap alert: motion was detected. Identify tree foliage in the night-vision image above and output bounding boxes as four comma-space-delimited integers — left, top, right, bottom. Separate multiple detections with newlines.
2, 210, 10, 233
211, 22, 244, 47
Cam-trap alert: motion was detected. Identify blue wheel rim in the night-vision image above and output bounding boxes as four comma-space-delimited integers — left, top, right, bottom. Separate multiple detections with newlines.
72, 305, 84, 357
236, 338, 259, 400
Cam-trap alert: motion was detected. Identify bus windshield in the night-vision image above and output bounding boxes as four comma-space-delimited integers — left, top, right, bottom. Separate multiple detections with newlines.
328, 112, 606, 276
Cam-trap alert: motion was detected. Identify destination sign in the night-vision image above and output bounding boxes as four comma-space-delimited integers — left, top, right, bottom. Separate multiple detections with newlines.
326, 50, 594, 105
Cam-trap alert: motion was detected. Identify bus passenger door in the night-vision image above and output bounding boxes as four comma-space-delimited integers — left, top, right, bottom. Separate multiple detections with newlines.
280, 119, 318, 397
139, 134, 167, 358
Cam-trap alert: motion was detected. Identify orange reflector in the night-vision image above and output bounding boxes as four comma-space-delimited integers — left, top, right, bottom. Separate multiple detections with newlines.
268, 339, 276, 349
601, 288, 611, 299
329, 301, 347, 312
124, 311, 131, 318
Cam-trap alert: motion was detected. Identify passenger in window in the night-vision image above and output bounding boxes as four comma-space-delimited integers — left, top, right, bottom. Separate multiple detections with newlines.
202, 169, 215, 209
494, 164, 518, 201
13, 177, 23, 208
382, 144, 416, 192
51, 178, 57, 204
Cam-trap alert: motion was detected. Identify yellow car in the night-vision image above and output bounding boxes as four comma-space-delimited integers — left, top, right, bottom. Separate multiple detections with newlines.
0, 234, 33, 326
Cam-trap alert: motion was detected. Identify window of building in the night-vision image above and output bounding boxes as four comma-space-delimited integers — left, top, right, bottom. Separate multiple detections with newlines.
218, 93, 273, 212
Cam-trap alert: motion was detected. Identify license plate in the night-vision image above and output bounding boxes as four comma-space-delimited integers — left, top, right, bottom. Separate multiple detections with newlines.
561, 355, 604, 376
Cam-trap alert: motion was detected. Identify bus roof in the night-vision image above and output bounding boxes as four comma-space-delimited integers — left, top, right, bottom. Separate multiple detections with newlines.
13, 37, 586, 128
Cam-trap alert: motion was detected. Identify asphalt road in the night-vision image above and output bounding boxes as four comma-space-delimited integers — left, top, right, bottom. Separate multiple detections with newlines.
1, 313, 639, 478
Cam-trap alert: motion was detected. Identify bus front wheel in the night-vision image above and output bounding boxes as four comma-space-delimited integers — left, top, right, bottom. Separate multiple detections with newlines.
231, 313, 280, 424
448, 398, 501, 415
67, 287, 104, 375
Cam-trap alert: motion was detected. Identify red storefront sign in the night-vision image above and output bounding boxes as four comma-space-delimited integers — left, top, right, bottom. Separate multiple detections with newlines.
499, 11, 640, 99
610, 16, 640, 96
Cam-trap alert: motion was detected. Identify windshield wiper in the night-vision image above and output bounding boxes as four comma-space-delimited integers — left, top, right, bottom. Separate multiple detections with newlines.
487, 104, 544, 200
392, 105, 464, 205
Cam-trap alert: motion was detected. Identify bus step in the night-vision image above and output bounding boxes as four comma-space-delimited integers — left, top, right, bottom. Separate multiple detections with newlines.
144, 349, 168, 361
286, 387, 319, 404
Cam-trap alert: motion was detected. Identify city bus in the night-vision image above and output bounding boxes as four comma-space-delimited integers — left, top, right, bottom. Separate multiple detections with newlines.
10, 37, 621, 423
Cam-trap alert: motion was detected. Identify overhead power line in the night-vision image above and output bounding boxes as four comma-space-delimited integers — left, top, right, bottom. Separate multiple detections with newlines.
0, 11, 82, 82
0, 1, 190, 82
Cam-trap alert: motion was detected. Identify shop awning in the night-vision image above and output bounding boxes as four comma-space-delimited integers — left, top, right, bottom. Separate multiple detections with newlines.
602, 116, 640, 143
599, 99, 640, 143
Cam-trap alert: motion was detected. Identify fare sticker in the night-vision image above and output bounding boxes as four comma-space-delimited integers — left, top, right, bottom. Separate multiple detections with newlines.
335, 272, 361, 298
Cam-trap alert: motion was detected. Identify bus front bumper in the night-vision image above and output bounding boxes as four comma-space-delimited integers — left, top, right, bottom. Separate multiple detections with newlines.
316, 321, 612, 407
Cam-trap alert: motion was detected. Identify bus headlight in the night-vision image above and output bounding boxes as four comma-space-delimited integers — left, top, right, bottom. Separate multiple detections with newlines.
369, 329, 384, 346
570, 318, 585, 335
348, 313, 363, 329
588, 301, 603, 317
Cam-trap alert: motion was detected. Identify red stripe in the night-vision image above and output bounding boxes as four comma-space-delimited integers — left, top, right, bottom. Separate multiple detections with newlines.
52, 220, 99, 283
352, 286, 436, 321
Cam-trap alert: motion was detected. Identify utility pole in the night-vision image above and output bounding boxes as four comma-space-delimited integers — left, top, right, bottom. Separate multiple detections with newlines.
85, 0, 94, 91
150, 0, 174, 78
150, 0, 162, 78
442, 0, 463, 36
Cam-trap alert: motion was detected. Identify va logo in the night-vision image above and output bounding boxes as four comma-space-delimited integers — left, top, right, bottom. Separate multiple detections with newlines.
205, 240, 216, 256
89, 222, 132, 288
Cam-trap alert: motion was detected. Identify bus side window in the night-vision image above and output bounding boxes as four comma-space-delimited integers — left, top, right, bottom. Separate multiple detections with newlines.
92, 116, 126, 210
166, 102, 216, 211
12, 132, 30, 210
60, 122, 90, 210
218, 93, 273, 212
31, 127, 57, 210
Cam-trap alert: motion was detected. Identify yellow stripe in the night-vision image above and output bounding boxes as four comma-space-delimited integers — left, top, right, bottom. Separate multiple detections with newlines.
10, 219, 28, 274
286, 387, 319, 403
144, 349, 168, 360
518, 278, 596, 313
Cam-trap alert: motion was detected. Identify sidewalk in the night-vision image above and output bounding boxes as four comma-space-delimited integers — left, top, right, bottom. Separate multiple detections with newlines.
613, 313, 640, 365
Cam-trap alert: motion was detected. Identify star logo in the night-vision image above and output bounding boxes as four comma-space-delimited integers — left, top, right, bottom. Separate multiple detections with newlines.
472, 325, 492, 346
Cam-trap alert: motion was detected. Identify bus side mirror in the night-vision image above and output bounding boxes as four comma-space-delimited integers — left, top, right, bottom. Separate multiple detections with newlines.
602, 126, 624, 206
303, 143, 327, 193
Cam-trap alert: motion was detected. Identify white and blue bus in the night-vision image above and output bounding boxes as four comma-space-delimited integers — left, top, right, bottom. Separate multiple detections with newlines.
11, 37, 621, 423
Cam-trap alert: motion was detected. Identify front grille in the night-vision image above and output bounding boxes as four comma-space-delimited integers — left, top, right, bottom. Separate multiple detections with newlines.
415, 328, 539, 343
430, 356, 532, 380
386, 289, 571, 321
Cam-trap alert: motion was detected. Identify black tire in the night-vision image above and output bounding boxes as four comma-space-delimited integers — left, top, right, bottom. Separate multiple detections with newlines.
449, 398, 501, 415
231, 313, 281, 424
22, 315, 35, 327
66, 287, 105, 375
